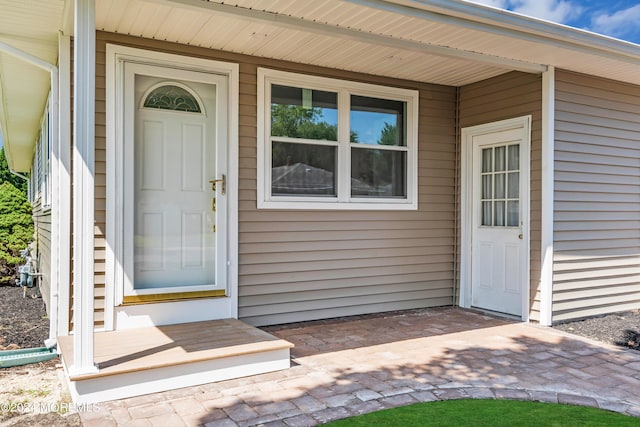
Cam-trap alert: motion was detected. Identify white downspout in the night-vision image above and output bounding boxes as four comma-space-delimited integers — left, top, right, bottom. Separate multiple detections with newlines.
540, 66, 555, 326
0, 41, 61, 344
69, 0, 98, 375
9, 170, 29, 181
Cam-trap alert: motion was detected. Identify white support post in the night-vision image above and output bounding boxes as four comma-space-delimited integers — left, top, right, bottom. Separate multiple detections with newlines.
540, 66, 555, 326
56, 33, 72, 337
48, 60, 60, 343
70, 0, 98, 375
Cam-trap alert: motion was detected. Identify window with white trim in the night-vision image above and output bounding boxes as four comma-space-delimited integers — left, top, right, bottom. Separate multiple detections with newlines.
257, 69, 418, 210
29, 102, 51, 209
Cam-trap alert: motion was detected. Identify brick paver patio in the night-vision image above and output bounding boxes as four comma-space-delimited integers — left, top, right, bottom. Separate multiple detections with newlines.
80, 307, 640, 426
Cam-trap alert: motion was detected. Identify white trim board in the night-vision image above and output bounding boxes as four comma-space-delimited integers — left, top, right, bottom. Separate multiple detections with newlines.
460, 116, 532, 321
105, 44, 240, 329
66, 348, 290, 404
539, 66, 555, 326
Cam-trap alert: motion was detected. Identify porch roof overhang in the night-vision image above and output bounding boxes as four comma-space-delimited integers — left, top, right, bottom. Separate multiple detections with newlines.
2, 0, 640, 172
0, 0, 68, 172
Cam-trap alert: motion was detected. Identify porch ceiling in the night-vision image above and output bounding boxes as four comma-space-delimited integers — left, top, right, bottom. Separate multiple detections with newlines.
0, 0, 66, 172
95, 0, 640, 88
96, 0, 530, 86
2, 0, 639, 173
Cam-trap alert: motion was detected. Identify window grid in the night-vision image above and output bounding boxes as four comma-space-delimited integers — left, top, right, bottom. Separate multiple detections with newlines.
259, 68, 418, 210
480, 144, 519, 227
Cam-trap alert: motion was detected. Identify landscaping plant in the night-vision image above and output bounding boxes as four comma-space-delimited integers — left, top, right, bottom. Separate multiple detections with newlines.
0, 181, 33, 284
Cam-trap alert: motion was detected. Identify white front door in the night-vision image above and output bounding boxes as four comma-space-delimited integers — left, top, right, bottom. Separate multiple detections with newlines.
462, 117, 530, 318
123, 63, 228, 303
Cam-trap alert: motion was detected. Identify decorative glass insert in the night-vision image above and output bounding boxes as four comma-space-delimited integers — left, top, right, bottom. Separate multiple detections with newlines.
480, 144, 520, 227
143, 85, 202, 113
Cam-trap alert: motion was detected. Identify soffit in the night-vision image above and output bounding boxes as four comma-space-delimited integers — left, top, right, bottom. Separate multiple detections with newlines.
0, 0, 65, 171
96, 0, 640, 87
95, 0, 517, 87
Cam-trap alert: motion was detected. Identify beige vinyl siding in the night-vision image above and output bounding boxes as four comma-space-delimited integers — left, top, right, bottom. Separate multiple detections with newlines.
94, 43, 106, 329
94, 32, 457, 327
552, 70, 640, 322
238, 65, 457, 325
32, 200, 52, 315
67, 38, 103, 331
458, 72, 543, 321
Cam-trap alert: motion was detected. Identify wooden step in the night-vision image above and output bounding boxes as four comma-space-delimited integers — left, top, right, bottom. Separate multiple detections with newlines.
58, 319, 293, 403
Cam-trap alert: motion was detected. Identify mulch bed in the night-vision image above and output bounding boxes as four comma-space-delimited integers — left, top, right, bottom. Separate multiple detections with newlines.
554, 310, 640, 351
0, 285, 80, 426
0, 284, 49, 350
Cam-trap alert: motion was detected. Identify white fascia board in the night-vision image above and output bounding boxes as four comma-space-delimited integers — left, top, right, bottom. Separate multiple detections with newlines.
376, 0, 640, 65
154, 0, 545, 73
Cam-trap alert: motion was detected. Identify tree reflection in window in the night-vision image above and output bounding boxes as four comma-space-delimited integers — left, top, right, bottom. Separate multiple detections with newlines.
143, 85, 202, 113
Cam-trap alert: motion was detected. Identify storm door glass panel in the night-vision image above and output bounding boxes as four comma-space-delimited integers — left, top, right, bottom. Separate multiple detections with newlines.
134, 76, 215, 290
480, 144, 520, 227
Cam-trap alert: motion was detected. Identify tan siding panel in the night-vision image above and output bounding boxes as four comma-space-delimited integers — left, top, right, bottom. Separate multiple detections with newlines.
94, 32, 457, 326
552, 70, 640, 323
32, 201, 52, 315
459, 72, 543, 321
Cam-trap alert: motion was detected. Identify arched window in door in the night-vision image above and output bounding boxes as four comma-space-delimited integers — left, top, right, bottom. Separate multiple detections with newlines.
142, 83, 203, 113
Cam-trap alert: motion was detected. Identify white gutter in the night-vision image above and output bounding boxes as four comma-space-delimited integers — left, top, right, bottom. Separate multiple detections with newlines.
9, 170, 29, 181
0, 41, 57, 75
0, 41, 61, 344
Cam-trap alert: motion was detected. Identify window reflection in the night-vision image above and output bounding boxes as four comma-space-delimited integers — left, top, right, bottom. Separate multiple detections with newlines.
351, 148, 406, 197
271, 141, 336, 196
350, 95, 405, 146
271, 85, 338, 140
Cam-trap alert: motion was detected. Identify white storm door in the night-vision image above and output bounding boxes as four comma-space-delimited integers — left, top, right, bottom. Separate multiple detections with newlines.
123, 63, 228, 298
470, 125, 528, 317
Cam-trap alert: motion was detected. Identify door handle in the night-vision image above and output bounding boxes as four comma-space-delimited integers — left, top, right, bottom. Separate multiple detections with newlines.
518, 233, 523, 240
209, 174, 226, 195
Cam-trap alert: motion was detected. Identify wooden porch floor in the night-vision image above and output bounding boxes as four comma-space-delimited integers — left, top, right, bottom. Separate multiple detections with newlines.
58, 319, 294, 381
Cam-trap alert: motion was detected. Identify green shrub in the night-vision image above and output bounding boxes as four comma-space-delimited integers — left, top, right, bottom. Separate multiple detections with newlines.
0, 148, 28, 194
0, 182, 34, 284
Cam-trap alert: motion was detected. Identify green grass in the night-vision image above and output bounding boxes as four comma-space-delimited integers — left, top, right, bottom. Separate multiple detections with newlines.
324, 399, 638, 426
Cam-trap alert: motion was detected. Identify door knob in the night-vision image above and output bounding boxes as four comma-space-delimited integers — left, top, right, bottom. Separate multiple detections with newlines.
518, 233, 523, 240
209, 174, 226, 195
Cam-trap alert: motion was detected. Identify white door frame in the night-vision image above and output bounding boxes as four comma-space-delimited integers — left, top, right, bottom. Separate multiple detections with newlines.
460, 116, 531, 321
105, 44, 239, 330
